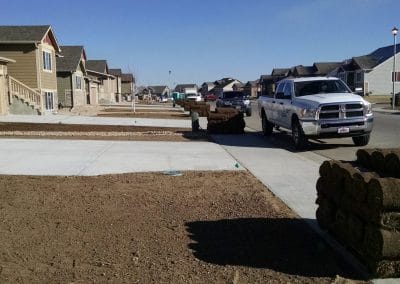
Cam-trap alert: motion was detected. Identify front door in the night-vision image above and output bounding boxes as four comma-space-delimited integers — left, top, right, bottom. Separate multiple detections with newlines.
44, 92, 54, 110
276, 82, 293, 129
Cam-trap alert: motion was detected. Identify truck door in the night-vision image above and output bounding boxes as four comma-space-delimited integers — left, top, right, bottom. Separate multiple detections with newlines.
271, 82, 285, 123
276, 82, 293, 129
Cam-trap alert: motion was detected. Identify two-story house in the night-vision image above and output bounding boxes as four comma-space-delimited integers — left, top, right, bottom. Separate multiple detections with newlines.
109, 68, 122, 102
56, 45, 87, 108
86, 60, 115, 104
0, 25, 61, 114
329, 44, 400, 95
121, 73, 135, 101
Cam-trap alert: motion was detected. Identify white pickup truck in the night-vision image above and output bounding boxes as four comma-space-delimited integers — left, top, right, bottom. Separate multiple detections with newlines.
257, 77, 374, 149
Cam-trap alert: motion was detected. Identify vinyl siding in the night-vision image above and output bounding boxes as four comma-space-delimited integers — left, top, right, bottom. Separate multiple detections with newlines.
121, 81, 133, 94
0, 44, 38, 88
71, 70, 86, 106
39, 43, 57, 90
364, 56, 400, 95
57, 73, 72, 107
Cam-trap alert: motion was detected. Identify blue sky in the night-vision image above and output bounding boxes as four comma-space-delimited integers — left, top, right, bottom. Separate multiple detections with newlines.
3, 0, 400, 86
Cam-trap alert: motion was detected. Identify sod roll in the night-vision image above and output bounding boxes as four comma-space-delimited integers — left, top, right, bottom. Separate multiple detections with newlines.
356, 148, 377, 170
366, 259, 400, 278
364, 226, 400, 259
384, 151, 400, 178
351, 172, 378, 203
367, 178, 400, 210
319, 160, 336, 181
371, 150, 393, 173
370, 212, 400, 230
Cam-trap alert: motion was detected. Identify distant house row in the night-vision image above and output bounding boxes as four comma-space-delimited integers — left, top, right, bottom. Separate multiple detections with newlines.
259, 44, 400, 97
0, 25, 136, 115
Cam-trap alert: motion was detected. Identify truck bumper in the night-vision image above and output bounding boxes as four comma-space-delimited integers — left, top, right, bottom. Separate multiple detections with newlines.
300, 115, 374, 138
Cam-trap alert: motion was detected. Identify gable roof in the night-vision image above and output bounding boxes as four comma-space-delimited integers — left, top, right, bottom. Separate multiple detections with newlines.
174, 84, 198, 92
292, 65, 315, 76
86, 60, 109, 74
148, 85, 168, 94
57, 46, 86, 73
109, 68, 122, 76
121, 73, 134, 82
0, 25, 61, 52
271, 68, 291, 76
313, 62, 341, 75
349, 43, 400, 70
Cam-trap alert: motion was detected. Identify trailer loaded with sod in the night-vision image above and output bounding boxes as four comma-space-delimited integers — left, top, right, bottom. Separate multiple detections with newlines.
316, 148, 400, 278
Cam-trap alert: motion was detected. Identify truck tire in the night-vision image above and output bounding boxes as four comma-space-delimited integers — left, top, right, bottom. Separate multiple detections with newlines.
261, 112, 273, 136
352, 134, 370, 146
292, 119, 308, 150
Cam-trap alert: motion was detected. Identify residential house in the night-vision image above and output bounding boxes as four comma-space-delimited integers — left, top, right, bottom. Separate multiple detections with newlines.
0, 25, 61, 114
259, 69, 291, 96
329, 44, 400, 95
86, 60, 115, 104
199, 82, 215, 97
174, 84, 198, 94
210, 78, 241, 96
121, 73, 135, 101
148, 85, 170, 100
56, 46, 87, 108
243, 80, 260, 98
137, 86, 153, 100
109, 68, 122, 102
232, 82, 244, 91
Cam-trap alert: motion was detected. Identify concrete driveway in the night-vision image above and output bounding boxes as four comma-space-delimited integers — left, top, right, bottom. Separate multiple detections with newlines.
0, 138, 242, 176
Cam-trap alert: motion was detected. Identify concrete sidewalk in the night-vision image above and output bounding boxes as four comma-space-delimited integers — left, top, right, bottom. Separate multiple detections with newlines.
0, 114, 209, 129
0, 138, 242, 176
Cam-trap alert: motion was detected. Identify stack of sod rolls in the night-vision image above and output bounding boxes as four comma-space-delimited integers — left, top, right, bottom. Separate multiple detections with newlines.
207, 107, 245, 134
316, 148, 400, 278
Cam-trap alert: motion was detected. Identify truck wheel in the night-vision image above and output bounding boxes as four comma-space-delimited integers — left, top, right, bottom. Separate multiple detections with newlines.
246, 108, 252, 117
292, 119, 308, 150
261, 112, 273, 136
352, 134, 370, 146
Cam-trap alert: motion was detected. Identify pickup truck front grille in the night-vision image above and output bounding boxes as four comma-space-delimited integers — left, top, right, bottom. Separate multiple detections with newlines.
319, 103, 364, 120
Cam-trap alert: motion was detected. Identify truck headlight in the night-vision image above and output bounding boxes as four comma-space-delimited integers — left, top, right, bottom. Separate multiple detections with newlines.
244, 99, 250, 105
364, 103, 372, 115
300, 108, 318, 119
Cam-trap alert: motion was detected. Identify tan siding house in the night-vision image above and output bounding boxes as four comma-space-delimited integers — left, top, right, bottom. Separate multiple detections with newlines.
56, 46, 88, 108
0, 25, 61, 114
86, 60, 115, 104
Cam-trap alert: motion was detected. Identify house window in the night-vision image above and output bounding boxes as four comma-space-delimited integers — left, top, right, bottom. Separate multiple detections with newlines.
42, 51, 52, 71
392, 72, 400, 82
44, 92, 54, 110
75, 76, 82, 89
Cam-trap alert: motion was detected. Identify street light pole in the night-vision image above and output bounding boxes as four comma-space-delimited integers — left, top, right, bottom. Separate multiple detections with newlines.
392, 26, 398, 110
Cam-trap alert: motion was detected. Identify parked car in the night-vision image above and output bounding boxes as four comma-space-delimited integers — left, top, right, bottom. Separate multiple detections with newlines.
216, 91, 252, 116
186, 92, 202, 102
204, 93, 218, 101
257, 77, 374, 149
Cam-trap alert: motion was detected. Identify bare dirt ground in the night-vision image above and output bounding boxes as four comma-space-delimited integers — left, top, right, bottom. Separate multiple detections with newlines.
0, 122, 209, 142
0, 171, 365, 283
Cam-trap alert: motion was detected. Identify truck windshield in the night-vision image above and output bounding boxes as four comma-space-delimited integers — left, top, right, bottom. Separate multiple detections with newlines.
294, 80, 351, 97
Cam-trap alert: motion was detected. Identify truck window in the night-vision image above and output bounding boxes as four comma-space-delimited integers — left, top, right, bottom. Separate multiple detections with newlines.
276, 82, 285, 94
294, 80, 351, 97
283, 82, 292, 98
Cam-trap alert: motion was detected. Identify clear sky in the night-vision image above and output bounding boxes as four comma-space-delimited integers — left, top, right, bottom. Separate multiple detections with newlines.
3, 0, 400, 87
